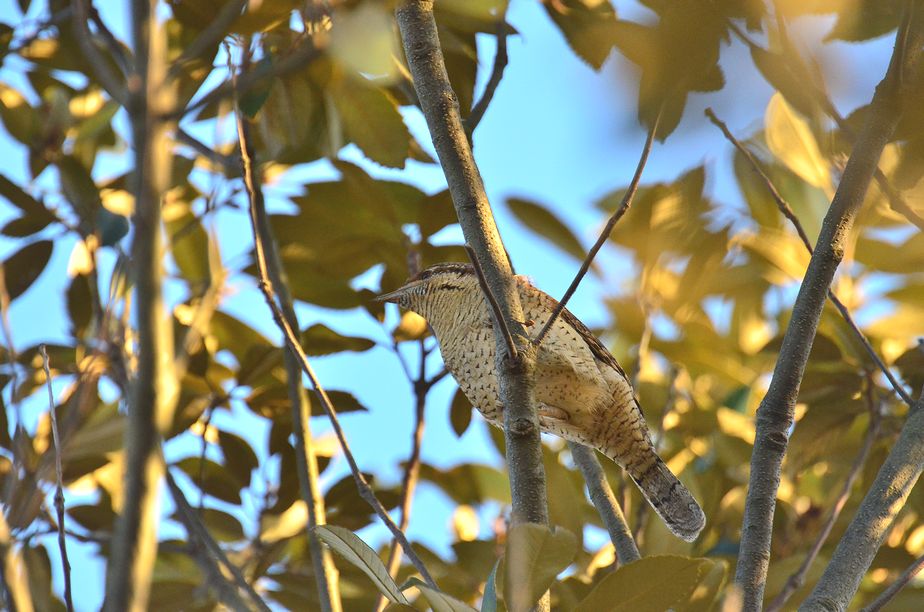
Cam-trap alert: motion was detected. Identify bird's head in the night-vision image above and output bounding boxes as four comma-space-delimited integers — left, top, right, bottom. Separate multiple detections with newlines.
376, 262, 476, 319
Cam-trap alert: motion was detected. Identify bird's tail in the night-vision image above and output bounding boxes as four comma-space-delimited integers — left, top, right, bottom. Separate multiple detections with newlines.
625, 455, 705, 542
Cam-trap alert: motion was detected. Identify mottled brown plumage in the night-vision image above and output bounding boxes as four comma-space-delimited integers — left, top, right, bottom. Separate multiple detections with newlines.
378, 263, 705, 541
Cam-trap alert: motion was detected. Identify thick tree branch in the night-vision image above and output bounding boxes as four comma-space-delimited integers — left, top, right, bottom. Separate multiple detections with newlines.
534, 112, 659, 349
39, 346, 73, 612
801, 398, 924, 611
235, 101, 437, 590
734, 14, 924, 608
704, 108, 914, 407
396, 0, 549, 530
569, 443, 640, 565
105, 2, 177, 608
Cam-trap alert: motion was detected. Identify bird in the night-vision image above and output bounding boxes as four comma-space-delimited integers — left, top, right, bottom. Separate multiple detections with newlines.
377, 262, 705, 542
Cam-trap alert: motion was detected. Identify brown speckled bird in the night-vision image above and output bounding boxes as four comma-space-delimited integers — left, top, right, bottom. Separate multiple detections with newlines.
379, 263, 704, 541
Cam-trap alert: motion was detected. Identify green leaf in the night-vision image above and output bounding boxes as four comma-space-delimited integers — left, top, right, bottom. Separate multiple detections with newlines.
0, 175, 55, 235
57, 156, 101, 219
403, 577, 476, 612
175, 457, 243, 505
449, 386, 473, 438
301, 323, 375, 356
96, 207, 129, 247
165, 200, 211, 287
330, 73, 412, 169
218, 429, 258, 487
506, 198, 585, 261
315, 525, 410, 604
504, 524, 577, 612
481, 559, 500, 612
1, 240, 53, 301
574, 555, 715, 612
543, 0, 618, 70
199, 507, 245, 543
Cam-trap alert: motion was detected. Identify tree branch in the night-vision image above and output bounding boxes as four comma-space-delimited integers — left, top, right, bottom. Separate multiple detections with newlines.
464, 244, 518, 361
704, 108, 914, 408
105, 1, 177, 608
734, 13, 924, 607
533, 111, 659, 349
234, 95, 437, 590
765, 375, 882, 612
395, 0, 549, 532
861, 550, 924, 612
569, 443, 640, 565
164, 468, 270, 612
232, 46, 340, 607
464, 20, 509, 141
71, 0, 127, 106
39, 346, 73, 612
801, 397, 924, 611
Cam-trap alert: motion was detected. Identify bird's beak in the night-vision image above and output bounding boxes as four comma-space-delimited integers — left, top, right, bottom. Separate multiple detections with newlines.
374, 287, 405, 303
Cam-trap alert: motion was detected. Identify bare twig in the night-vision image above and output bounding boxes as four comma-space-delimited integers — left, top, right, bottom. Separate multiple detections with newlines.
71, 0, 127, 105
174, 128, 241, 175
377, 340, 429, 612
235, 94, 437, 590
232, 43, 340, 609
736, 11, 924, 606
861, 551, 924, 612
39, 346, 73, 612
87, 3, 131, 77
569, 443, 640, 565
165, 468, 270, 612
464, 244, 519, 362
533, 110, 661, 349
765, 375, 882, 612
705, 108, 914, 407
464, 21, 509, 140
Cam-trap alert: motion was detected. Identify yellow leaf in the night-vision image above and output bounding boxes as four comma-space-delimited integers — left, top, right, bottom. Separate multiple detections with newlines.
451, 505, 479, 542
765, 92, 830, 189
67, 237, 96, 277
330, 2, 401, 84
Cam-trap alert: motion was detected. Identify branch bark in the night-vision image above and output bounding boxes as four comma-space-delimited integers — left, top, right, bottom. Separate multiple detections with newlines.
395, 0, 548, 529
800, 399, 924, 611
104, 2, 177, 608
734, 13, 924, 608
569, 443, 640, 565
235, 73, 341, 608
235, 99, 436, 589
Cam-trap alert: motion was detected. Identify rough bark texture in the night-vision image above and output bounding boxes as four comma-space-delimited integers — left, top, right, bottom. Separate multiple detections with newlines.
734, 15, 924, 609
800, 402, 924, 611
395, 0, 549, 526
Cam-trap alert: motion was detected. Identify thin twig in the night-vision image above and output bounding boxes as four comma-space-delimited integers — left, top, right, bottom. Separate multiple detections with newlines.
233, 39, 340, 608
861, 551, 924, 612
39, 346, 73, 612
234, 93, 438, 590
705, 108, 914, 407
70, 0, 126, 105
533, 110, 661, 349
174, 128, 241, 175
377, 340, 429, 612
87, 3, 131, 77
765, 374, 882, 612
464, 20, 509, 140
165, 468, 270, 612
569, 443, 640, 565
464, 244, 519, 362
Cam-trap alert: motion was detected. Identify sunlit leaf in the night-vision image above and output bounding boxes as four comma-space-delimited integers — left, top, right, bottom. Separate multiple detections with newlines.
403, 577, 476, 612
504, 524, 577, 612
764, 92, 829, 189
544, 0, 618, 70
330, 2, 401, 83
315, 525, 410, 604
301, 323, 375, 356
574, 555, 715, 612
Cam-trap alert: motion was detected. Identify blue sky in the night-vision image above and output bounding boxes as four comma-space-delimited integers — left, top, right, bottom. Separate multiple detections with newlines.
0, 1, 897, 608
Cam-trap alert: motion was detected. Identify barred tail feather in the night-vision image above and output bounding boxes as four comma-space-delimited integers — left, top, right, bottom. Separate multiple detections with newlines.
630, 457, 705, 542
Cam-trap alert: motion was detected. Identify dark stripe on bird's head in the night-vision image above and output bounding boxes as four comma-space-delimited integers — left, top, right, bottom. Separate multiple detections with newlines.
409, 262, 474, 283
